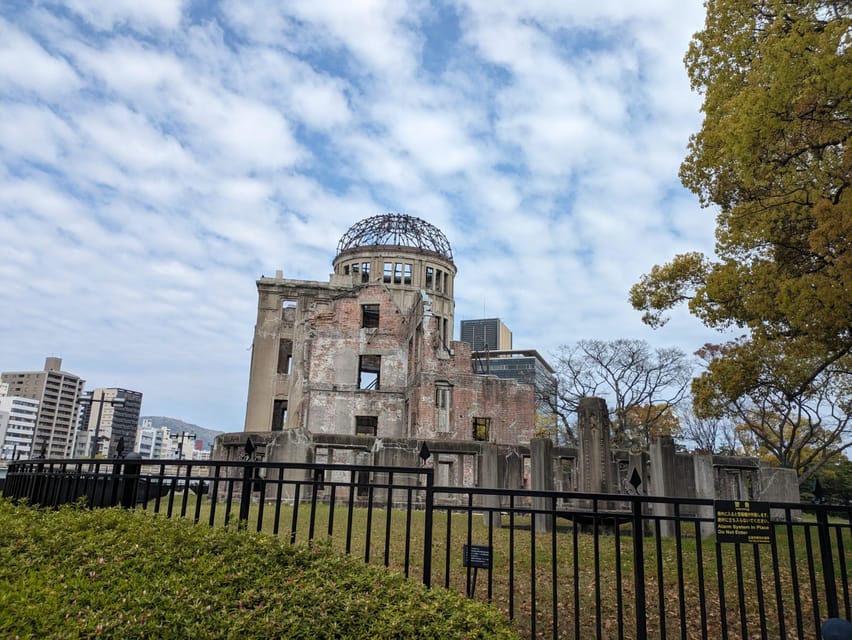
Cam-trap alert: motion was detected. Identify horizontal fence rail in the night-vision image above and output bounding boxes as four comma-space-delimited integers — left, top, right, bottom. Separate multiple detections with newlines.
3, 457, 851, 640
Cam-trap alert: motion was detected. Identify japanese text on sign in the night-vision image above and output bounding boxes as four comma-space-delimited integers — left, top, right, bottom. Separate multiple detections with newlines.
715, 500, 771, 544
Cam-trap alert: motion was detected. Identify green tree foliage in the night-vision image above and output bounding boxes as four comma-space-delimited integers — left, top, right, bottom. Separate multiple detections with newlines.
548, 339, 693, 449
806, 455, 852, 504
630, 0, 851, 474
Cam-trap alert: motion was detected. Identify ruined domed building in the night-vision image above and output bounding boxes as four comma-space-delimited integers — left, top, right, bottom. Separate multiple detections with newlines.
216, 213, 798, 510
226, 214, 536, 484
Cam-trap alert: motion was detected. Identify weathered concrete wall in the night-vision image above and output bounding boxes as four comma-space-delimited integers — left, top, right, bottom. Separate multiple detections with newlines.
577, 398, 614, 494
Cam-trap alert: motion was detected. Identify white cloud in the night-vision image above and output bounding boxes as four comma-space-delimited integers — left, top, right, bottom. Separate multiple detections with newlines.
0, 0, 720, 431
0, 18, 80, 96
63, 0, 186, 32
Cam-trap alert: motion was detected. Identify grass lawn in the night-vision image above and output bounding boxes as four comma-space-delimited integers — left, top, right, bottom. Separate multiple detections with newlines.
133, 484, 852, 640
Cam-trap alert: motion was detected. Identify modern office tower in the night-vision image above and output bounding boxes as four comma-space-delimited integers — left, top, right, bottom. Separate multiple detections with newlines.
74, 388, 143, 458
470, 349, 558, 433
0, 383, 38, 460
1, 357, 85, 458
460, 318, 513, 351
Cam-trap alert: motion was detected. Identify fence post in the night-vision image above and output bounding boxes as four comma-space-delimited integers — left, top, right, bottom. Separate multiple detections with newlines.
120, 453, 142, 508
422, 467, 434, 587
239, 462, 252, 525
817, 507, 839, 619
632, 495, 647, 640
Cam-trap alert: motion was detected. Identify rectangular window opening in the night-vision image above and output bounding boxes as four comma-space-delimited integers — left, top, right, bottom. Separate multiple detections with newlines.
358, 355, 381, 390
425, 267, 434, 289
404, 263, 412, 285
472, 417, 491, 441
272, 400, 288, 431
277, 339, 293, 374
361, 304, 380, 329
435, 384, 452, 433
282, 299, 297, 321
355, 415, 378, 436
383, 262, 393, 283
393, 263, 402, 284
351, 263, 359, 274
361, 262, 371, 283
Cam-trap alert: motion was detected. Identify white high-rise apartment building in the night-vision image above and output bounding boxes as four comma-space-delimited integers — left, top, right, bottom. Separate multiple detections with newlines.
0, 383, 39, 460
1, 358, 84, 458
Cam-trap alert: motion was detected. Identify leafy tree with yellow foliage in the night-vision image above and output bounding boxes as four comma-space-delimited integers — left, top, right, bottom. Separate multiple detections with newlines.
631, 0, 851, 478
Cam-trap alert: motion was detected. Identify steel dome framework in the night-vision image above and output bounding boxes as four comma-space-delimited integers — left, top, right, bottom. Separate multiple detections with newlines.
336, 213, 453, 261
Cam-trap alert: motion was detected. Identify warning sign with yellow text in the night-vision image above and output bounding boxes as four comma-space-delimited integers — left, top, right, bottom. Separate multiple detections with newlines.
714, 500, 771, 544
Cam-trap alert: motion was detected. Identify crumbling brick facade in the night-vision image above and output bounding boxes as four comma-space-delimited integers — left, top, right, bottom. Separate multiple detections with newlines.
242, 214, 536, 450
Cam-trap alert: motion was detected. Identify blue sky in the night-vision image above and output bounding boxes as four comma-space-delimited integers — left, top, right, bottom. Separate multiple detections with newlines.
0, 0, 724, 432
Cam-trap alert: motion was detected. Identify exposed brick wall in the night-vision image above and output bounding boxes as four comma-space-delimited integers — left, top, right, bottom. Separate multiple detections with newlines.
244, 275, 536, 445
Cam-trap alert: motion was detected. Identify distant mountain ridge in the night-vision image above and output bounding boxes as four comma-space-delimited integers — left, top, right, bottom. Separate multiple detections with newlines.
140, 416, 227, 450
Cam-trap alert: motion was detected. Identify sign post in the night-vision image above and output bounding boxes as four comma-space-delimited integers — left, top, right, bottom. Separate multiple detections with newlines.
462, 544, 492, 597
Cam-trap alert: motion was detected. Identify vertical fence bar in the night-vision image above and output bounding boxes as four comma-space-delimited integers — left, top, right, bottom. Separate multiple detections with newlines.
786, 509, 805, 638
529, 502, 537, 640
181, 465, 192, 519
770, 526, 787, 639
509, 495, 516, 621
422, 467, 433, 588
614, 514, 625, 640
404, 487, 413, 578
573, 514, 580, 639
290, 483, 301, 546
444, 508, 452, 589
805, 526, 822, 633
734, 544, 748, 639
345, 472, 355, 554
632, 495, 647, 640
488, 501, 495, 600
364, 484, 374, 563
752, 544, 767, 640
716, 539, 729, 640
835, 524, 851, 619
674, 504, 687, 640
817, 508, 839, 619
465, 494, 474, 597
273, 472, 283, 536
327, 484, 337, 537
593, 506, 602, 640
549, 495, 556, 639
655, 518, 667, 640
255, 474, 266, 533
239, 463, 252, 525
383, 471, 393, 567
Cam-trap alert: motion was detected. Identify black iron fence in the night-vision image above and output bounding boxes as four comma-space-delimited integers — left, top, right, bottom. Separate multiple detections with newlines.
3, 457, 851, 640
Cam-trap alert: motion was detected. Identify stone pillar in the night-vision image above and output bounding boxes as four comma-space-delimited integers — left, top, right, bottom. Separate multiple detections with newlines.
374, 442, 420, 507
530, 437, 554, 533
692, 454, 716, 538
649, 435, 676, 537
757, 465, 801, 522
266, 430, 314, 501
479, 443, 501, 528
577, 397, 614, 494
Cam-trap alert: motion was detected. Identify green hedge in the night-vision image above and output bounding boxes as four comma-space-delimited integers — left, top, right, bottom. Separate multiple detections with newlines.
0, 500, 516, 639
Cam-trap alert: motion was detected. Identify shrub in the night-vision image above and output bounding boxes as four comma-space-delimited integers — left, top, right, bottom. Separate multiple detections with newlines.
0, 500, 517, 639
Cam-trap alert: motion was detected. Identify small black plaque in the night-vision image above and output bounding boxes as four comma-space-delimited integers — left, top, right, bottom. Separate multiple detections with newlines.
715, 500, 771, 544
462, 544, 492, 569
